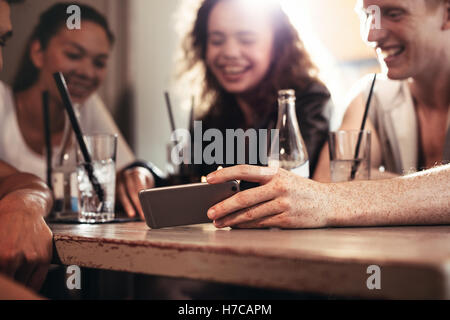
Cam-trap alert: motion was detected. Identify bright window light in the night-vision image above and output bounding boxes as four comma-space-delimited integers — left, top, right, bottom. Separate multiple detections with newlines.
280, 0, 344, 124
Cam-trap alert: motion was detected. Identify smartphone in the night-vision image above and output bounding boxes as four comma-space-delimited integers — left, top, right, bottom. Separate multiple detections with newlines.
138, 181, 240, 229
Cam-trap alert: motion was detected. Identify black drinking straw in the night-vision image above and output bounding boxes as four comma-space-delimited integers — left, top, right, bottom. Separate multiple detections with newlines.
164, 91, 179, 146
42, 91, 53, 191
165, 91, 177, 134
189, 96, 195, 133
53, 72, 104, 202
350, 73, 377, 180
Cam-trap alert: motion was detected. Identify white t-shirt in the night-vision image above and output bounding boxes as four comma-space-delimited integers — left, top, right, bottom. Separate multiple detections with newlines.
0, 81, 135, 180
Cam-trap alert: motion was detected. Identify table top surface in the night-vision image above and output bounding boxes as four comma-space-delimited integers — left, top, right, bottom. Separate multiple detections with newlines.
50, 222, 450, 299
51, 222, 450, 265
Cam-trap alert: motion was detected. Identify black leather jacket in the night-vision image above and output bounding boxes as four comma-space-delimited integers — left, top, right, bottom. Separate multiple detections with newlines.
147, 82, 332, 186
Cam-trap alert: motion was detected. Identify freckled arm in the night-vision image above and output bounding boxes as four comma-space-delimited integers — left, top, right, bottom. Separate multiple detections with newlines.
329, 165, 450, 227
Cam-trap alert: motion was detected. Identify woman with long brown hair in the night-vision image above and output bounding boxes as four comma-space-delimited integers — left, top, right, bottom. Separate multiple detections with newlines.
181, 0, 332, 176
124, 0, 334, 222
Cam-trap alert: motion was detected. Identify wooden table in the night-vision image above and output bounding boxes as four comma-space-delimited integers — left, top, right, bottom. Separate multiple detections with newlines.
50, 222, 450, 299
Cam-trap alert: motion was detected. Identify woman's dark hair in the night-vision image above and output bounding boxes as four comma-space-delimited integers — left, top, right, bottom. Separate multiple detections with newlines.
181, 0, 324, 128
13, 2, 114, 92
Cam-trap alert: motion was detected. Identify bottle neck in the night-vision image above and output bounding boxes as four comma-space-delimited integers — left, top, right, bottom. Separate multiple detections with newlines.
277, 98, 297, 127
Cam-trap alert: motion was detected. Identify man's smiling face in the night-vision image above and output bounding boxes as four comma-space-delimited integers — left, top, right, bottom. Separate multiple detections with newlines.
357, 0, 448, 80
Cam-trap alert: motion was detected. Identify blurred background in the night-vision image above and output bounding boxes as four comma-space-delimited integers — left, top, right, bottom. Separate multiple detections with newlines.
1, 0, 379, 171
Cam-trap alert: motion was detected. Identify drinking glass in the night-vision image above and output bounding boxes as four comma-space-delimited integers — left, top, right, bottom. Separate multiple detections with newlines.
328, 130, 371, 182
77, 134, 117, 223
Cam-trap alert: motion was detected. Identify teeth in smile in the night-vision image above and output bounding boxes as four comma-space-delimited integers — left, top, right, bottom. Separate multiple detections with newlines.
379, 47, 403, 59
223, 66, 246, 75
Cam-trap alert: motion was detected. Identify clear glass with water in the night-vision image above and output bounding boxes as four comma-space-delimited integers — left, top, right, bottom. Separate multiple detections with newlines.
328, 131, 371, 182
76, 134, 117, 223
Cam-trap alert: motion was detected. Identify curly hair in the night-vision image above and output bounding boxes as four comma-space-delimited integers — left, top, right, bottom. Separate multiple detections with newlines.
179, 0, 325, 128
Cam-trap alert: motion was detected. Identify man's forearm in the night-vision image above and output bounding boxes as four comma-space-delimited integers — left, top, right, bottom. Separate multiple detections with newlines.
0, 173, 53, 216
329, 165, 450, 227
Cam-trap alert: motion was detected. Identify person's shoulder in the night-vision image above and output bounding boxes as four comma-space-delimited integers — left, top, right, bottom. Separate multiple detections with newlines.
347, 74, 406, 111
0, 81, 13, 112
354, 74, 404, 99
294, 81, 333, 119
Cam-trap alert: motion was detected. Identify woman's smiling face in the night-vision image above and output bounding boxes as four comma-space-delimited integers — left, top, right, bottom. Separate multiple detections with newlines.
206, 0, 275, 95
33, 21, 111, 104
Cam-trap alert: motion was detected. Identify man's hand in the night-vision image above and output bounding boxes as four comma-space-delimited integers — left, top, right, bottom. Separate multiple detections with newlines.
0, 189, 53, 291
206, 165, 332, 229
116, 167, 155, 220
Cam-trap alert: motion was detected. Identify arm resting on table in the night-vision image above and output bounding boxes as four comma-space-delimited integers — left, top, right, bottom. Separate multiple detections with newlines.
329, 165, 450, 227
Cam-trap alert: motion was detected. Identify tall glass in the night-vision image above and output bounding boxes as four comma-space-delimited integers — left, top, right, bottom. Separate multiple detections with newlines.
328, 131, 371, 182
76, 134, 117, 223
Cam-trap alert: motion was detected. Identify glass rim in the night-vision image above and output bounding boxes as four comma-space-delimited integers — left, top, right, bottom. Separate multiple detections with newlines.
77, 133, 118, 164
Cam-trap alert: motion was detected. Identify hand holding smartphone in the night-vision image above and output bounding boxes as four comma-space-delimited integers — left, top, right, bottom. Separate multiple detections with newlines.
139, 181, 240, 229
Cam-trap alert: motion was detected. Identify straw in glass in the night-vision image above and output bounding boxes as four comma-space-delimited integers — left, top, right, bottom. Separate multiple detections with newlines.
165, 91, 187, 166
350, 73, 377, 180
53, 72, 104, 202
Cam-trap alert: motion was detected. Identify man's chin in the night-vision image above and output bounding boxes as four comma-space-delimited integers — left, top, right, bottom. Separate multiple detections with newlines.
384, 68, 411, 81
